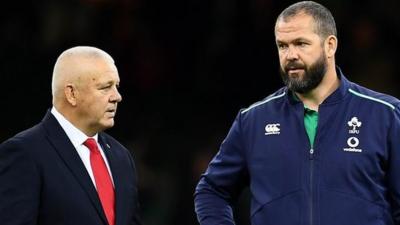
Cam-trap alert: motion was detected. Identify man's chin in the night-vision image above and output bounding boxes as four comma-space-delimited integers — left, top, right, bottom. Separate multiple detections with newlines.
286, 79, 310, 93
101, 119, 115, 129
287, 76, 305, 85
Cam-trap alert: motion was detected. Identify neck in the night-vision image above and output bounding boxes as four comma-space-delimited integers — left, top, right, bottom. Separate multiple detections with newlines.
295, 66, 339, 111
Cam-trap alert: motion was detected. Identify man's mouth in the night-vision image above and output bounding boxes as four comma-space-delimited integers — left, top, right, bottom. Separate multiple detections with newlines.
106, 108, 117, 116
287, 68, 304, 75
287, 68, 304, 73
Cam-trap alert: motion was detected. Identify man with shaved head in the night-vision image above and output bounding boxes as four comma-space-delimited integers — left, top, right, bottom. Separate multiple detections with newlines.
0, 46, 141, 225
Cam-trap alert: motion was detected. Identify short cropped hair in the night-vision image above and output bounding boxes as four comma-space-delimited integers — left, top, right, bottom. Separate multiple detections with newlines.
276, 1, 337, 39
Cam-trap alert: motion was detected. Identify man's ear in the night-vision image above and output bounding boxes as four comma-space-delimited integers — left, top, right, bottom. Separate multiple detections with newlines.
65, 84, 78, 106
325, 35, 337, 58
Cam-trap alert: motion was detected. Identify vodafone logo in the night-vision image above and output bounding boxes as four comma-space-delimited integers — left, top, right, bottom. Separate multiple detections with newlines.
343, 137, 362, 153
347, 137, 359, 148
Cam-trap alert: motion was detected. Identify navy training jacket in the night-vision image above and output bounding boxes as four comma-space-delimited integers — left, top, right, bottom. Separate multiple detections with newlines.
194, 68, 400, 225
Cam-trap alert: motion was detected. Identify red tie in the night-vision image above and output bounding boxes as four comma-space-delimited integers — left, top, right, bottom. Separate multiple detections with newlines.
84, 138, 115, 225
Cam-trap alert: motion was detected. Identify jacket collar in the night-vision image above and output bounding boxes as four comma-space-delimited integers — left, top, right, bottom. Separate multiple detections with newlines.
41, 110, 110, 225
42, 110, 129, 225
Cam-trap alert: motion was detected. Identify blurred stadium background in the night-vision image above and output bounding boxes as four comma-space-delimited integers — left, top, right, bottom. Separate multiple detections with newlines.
1, 0, 399, 224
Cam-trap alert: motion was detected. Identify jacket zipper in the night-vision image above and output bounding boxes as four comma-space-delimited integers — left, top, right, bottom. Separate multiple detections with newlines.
309, 148, 314, 225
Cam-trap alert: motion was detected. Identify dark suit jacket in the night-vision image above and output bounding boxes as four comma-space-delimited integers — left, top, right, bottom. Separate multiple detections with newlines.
0, 111, 141, 225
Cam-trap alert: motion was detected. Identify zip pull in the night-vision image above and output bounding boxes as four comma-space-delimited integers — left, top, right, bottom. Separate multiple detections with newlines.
309, 148, 314, 160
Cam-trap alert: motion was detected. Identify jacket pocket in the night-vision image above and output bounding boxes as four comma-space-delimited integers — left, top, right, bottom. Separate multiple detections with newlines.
251, 189, 304, 225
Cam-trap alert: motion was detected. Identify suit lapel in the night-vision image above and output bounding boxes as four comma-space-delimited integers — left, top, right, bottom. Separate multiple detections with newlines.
98, 134, 124, 225
41, 111, 109, 225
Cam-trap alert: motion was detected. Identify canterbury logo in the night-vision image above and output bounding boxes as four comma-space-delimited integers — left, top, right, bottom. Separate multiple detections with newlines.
265, 123, 280, 135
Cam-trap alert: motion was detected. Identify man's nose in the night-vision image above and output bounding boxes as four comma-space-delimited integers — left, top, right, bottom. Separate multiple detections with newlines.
286, 46, 299, 60
111, 87, 122, 103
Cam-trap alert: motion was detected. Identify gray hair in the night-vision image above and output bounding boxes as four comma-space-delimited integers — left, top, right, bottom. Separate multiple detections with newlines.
276, 1, 337, 39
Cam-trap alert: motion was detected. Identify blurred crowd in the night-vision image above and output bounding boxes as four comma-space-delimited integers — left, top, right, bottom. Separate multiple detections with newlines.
1, 0, 399, 224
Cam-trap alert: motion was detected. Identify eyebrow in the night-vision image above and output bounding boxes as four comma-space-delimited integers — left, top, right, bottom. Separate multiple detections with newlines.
276, 37, 310, 44
96, 80, 115, 87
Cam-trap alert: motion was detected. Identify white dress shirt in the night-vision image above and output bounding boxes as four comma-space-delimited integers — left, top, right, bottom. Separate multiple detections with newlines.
51, 107, 114, 188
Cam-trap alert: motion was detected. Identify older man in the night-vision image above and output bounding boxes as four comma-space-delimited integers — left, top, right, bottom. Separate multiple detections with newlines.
0, 46, 141, 225
195, 1, 400, 225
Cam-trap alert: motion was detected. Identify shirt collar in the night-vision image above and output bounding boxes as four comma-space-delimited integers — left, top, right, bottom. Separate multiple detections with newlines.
291, 91, 318, 113
51, 107, 98, 148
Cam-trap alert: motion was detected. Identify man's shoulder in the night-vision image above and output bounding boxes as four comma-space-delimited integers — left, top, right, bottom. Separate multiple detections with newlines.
240, 87, 287, 115
1, 122, 44, 146
348, 82, 400, 111
0, 122, 47, 158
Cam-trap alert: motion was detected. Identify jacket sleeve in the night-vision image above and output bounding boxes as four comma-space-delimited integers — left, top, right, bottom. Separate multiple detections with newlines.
0, 138, 40, 225
388, 105, 400, 224
194, 112, 248, 225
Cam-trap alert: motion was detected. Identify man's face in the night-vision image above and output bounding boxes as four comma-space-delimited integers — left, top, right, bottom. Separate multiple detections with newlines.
275, 13, 327, 93
75, 58, 122, 134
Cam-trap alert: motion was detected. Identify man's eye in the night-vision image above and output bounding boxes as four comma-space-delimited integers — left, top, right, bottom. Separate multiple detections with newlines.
297, 42, 307, 47
278, 44, 287, 50
100, 86, 111, 90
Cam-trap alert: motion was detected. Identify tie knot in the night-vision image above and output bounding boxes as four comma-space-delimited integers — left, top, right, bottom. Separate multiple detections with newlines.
84, 138, 100, 153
